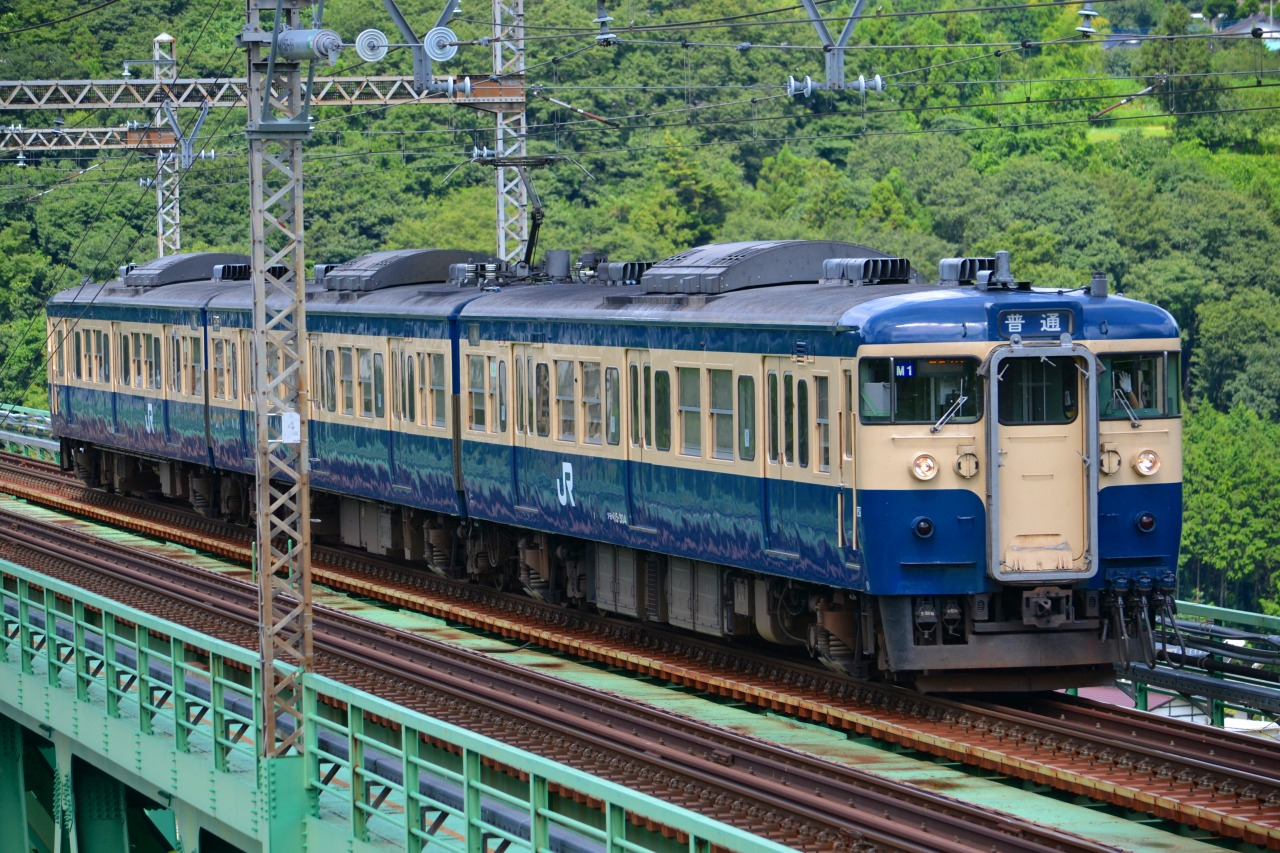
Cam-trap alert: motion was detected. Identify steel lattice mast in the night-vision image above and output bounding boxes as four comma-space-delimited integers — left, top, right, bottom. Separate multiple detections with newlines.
243, 1, 321, 760
492, 0, 527, 263
151, 34, 181, 257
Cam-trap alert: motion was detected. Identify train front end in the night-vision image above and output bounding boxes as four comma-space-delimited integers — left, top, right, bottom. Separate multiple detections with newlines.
855, 255, 1181, 691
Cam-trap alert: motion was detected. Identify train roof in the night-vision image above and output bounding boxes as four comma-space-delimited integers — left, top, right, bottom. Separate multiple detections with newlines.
47, 244, 1180, 344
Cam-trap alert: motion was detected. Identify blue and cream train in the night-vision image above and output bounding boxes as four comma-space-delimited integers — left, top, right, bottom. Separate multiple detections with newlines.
46, 241, 1182, 691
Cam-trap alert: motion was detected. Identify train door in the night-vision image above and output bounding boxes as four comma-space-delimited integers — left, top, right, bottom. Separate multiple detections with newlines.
511, 345, 540, 510
838, 359, 858, 565
986, 344, 1099, 582
763, 356, 802, 555
624, 349, 658, 530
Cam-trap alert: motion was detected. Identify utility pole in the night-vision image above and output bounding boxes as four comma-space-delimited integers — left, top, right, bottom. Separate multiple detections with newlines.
150, 34, 181, 257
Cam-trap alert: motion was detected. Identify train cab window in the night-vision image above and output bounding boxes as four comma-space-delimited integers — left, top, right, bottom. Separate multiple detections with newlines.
815, 376, 830, 472
859, 357, 981, 425
468, 355, 486, 430
710, 369, 733, 460
738, 375, 755, 461
998, 356, 1076, 425
582, 362, 602, 445
1099, 352, 1181, 420
678, 367, 701, 456
605, 367, 620, 446
535, 362, 551, 437
556, 360, 575, 441
653, 370, 671, 452
340, 348, 355, 415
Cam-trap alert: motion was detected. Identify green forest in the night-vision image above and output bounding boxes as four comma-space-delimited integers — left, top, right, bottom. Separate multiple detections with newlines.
2, 0, 1279, 611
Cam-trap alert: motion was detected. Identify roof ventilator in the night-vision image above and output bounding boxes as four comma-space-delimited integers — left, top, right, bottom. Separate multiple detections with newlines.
597, 261, 652, 286
938, 256, 995, 287
822, 256, 911, 286
123, 252, 250, 288
323, 248, 499, 292
213, 263, 251, 282
642, 240, 887, 295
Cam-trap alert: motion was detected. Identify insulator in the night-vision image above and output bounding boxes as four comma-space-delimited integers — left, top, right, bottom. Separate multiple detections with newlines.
354, 28, 389, 62
431, 76, 471, 98
423, 26, 459, 62
471, 145, 495, 160
785, 75, 814, 98
854, 74, 884, 94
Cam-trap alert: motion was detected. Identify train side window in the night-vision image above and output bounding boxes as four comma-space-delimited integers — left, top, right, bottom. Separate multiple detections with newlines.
643, 364, 653, 447
357, 349, 374, 418
389, 349, 400, 419
149, 336, 160, 389
133, 333, 145, 388
842, 370, 854, 458
767, 371, 779, 463
122, 334, 133, 387
653, 370, 671, 452
340, 348, 355, 416
496, 359, 508, 433
582, 361, 602, 445
213, 340, 225, 399
525, 358, 535, 434
54, 326, 64, 380
1098, 352, 1181, 420
514, 356, 525, 433
783, 373, 796, 465
535, 362, 550, 437
815, 376, 829, 472
798, 376, 808, 468
605, 367, 620, 446
468, 354, 486, 430
94, 329, 109, 383
311, 343, 323, 413
678, 367, 701, 456
373, 352, 385, 418
430, 353, 446, 427
628, 363, 641, 447
168, 332, 180, 392
407, 348, 417, 422
555, 359, 575, 441
71, 329, 81, 380
709, 369, 732, 460
858, 359, 892, 422
796, 377, 809, 468
738, 375, 755, 461
190, 336, 202, 396
324, 349, 337, 413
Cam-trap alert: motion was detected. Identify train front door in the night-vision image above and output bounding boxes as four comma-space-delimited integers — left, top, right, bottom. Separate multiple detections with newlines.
986, 344, 1098, 584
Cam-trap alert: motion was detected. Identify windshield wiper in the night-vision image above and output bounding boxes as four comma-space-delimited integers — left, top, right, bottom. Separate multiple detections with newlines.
1113, 390, 1142, 428
931, 395, 968, 434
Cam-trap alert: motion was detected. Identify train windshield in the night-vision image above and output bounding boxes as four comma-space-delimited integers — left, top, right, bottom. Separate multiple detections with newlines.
1098, 352, 1181, 420
997, 356, 1078, 425
859, 357, 981, 424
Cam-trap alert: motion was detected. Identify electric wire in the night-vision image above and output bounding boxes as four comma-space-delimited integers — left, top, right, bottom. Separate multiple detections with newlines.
0, 0, 131, 37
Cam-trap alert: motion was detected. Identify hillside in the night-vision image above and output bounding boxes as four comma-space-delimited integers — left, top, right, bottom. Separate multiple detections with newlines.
2, 0, 1280, 610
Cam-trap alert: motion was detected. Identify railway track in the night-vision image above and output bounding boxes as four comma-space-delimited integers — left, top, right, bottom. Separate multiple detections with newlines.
0, 496, 1114, 853
3, 456, 1279, 848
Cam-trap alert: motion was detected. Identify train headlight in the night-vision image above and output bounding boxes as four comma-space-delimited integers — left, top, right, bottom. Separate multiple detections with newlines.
911, 453, 939, 480
1132, 449, 1161, 476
